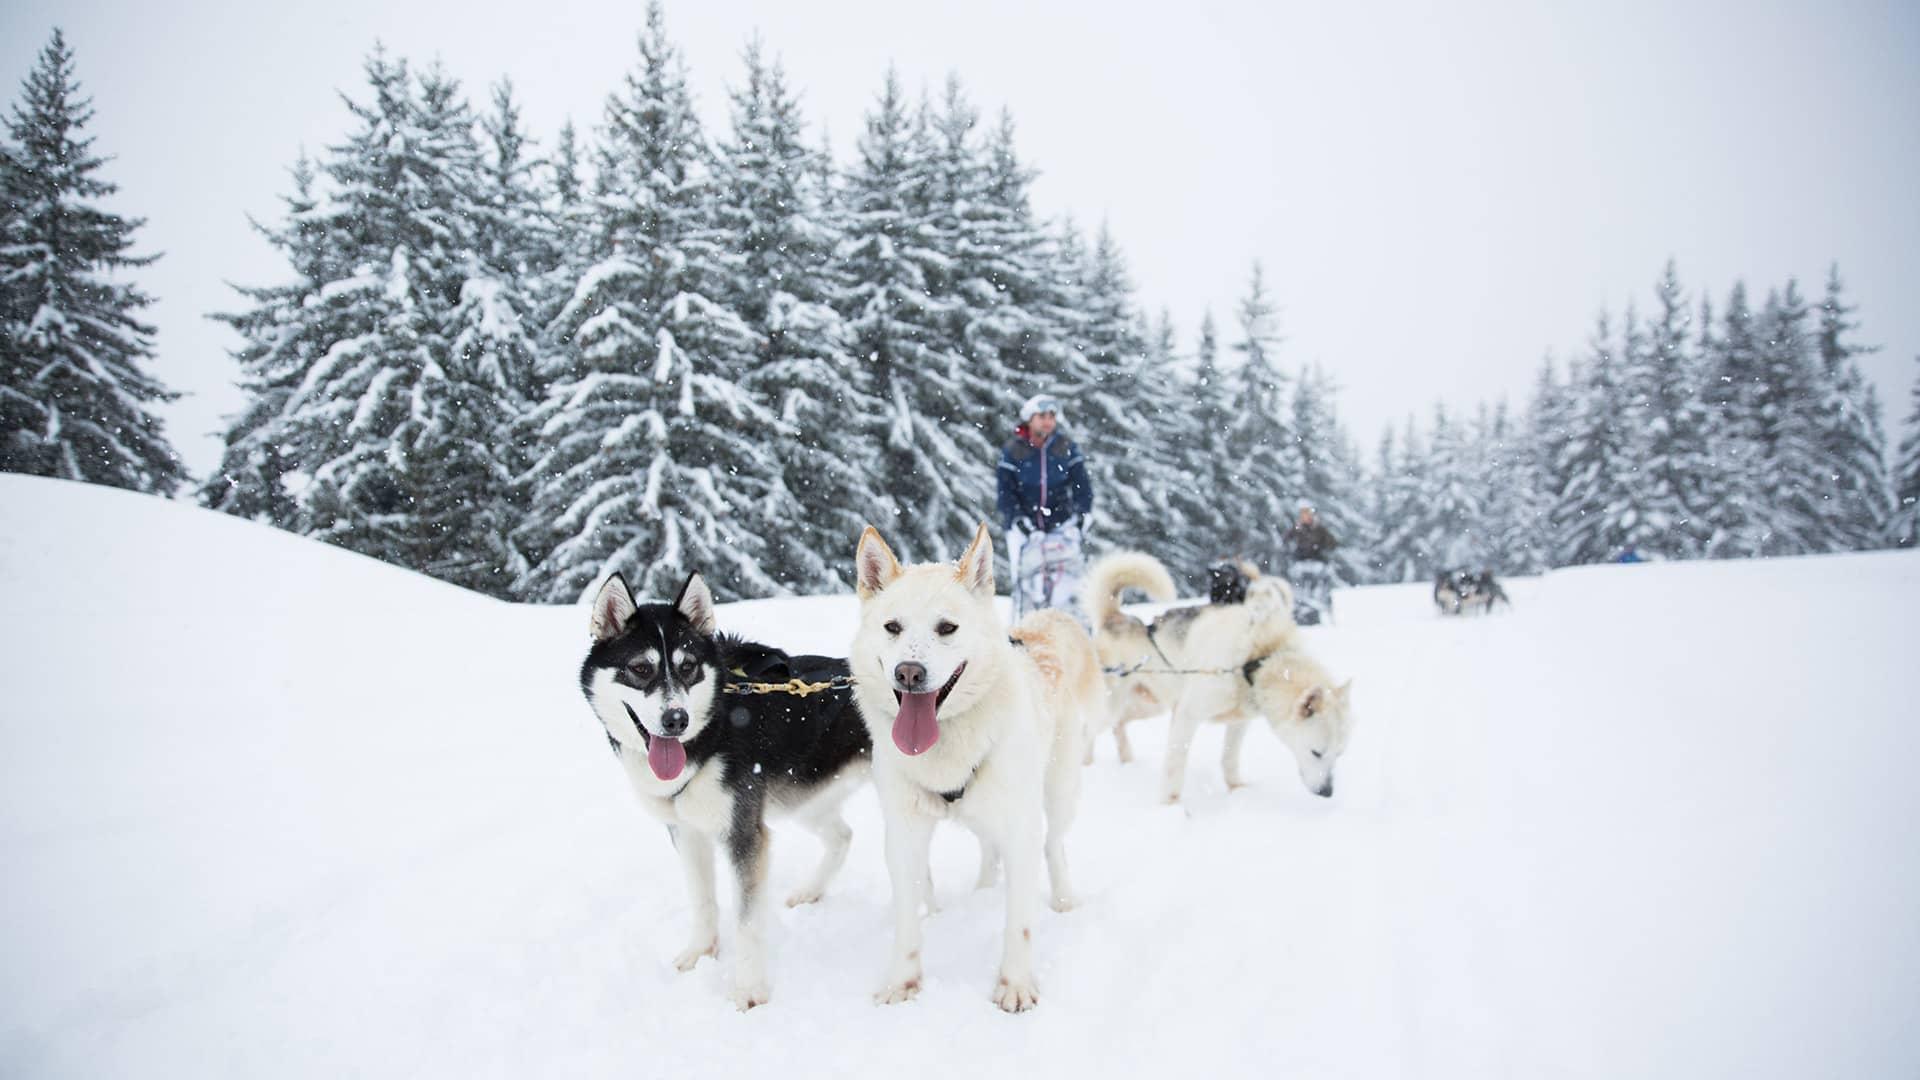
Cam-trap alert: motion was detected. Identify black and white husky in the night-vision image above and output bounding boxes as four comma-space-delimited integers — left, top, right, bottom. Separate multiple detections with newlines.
580, 572, 871, 1010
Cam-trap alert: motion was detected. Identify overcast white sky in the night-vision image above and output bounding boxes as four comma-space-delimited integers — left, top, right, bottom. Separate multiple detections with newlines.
4, 0, 1917, 478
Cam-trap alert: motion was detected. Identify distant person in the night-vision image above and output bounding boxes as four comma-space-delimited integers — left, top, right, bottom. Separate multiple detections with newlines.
1283, 502, 1338, 625
997, 393, 1094, 621
1616, 546, 1644, 564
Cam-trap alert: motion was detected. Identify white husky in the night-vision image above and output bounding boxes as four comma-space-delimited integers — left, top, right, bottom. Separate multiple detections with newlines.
1086, 552, 1356, 803
850, 523, 1091, 1012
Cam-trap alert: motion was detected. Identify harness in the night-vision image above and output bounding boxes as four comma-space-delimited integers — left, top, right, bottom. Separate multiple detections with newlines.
721, 671, 857, 697
608, 663, 853, 800
1102, 622, 1250, 680
1105, 618, 1282, 676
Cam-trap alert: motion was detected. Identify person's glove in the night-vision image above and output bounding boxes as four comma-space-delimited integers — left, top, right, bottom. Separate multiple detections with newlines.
1013, 518, 1035, 536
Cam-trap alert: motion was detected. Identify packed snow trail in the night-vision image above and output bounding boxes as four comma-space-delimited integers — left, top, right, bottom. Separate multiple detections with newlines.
1, 475, 1916, 1078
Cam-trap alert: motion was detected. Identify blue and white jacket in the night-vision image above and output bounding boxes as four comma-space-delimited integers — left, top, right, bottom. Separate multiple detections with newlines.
997, 429, 1094, 532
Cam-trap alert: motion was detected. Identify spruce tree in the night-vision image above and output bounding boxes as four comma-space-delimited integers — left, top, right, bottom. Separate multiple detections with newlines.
1370, 416, 1429, 581
1553, 312, 1635, 564
521, 3, 780, 602
1748, 282, 1830, 555
1218, 261, 1305, 570
835, 67, 990, 562
1627, 260, 1712, 558
1811, 265, 1892, 551
1291, 364, 1364, 584
201, 154, 325, 528
1894, 354, 1920, 548
0, 29, 184, 493
1700, 283, 1767, 557
710, 40, 872, 590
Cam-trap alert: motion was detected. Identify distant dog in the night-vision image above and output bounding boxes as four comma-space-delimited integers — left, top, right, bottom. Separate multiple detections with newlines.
850, 523, 1094, 1012
1086, 552, 1349, 803
580, 573, 870, 1010
1207, 558, 1261, 604
1435, 568, 1510, 615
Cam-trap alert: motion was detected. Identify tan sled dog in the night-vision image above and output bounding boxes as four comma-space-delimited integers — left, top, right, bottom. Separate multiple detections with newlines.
1086, 552, 1354, 802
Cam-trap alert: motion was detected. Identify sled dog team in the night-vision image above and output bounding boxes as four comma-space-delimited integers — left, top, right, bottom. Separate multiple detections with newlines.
579, 523, 1355, 1012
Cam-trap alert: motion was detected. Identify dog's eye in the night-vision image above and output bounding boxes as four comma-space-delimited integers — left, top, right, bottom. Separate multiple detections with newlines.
629, 661, 654, 679
935, 620, 958, 636
1311, 749, 1324, 759
883, 620, 903, 636
678, 659, 698, 678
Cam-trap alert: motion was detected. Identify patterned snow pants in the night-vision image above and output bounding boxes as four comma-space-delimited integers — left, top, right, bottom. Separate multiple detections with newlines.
1010, 523, 1089, 626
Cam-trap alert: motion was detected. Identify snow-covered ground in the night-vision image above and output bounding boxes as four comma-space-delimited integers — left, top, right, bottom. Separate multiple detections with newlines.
2, 473, 1916, 1078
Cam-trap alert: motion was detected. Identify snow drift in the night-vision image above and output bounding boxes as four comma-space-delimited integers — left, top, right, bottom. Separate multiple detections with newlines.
1, 474, 1916, 1078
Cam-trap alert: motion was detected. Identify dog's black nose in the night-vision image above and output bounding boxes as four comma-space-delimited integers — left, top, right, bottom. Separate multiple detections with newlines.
660, 708, 689, 737
893, 661, 928, 692
1315, 779, 1334, 798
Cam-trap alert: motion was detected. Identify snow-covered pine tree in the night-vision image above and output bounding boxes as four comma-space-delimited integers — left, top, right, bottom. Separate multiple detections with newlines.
257, 57, 533, 595
1553, 311, 1637, 564
1062, 222, 1192, 566
1811, 265, 1893, 551
1146, 311, 1216, 584
1523, 356, 1576, 571
1415, 403, 1487, 572
835, 67, 992, 562
1896, 354, 1920, 548
1167, 308, 1238, 574
1370, 416, 1430, 582
1291, 364, 1365, 585
1218, 261, 1306, 571
1627, 260, 1712, 559
521, 3, 781, 602
1749, 281, 1830, 555
710, 39, 873, 591
418, 76, 554, 595
1699, 283, 1767, 558
0, 29, 184, 493
1476, 398, 1549, 574
200, 154, 326, 528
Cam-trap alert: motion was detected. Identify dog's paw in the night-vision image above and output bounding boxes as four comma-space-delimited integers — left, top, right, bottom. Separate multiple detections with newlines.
1225, 779, 1247, 791
1161, 791, 1183, 806
672, 939, 717, 972
1050, 893, 1076, 914
785, 887, 824, 908
873, 976, 921, 1005
728, 980, 771, 1011
992, 973, 1040, 1013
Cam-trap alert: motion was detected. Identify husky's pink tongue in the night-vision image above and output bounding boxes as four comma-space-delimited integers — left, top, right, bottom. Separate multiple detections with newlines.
892, 692, 941, 756
647, 736, 687, 781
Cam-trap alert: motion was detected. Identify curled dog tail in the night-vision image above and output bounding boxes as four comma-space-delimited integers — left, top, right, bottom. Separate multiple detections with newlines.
1084, 552, 1178, 631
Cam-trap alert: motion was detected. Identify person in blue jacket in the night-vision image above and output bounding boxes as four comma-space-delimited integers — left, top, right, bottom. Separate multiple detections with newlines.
997, 393, 1095, 621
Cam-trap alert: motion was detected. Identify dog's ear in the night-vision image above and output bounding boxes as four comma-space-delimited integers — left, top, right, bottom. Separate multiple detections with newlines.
590, 573, 638, 642
856, 526, 903, 600
953, 521, 995, 599
673, 572, 718, 636
1298, 686, 1325, 720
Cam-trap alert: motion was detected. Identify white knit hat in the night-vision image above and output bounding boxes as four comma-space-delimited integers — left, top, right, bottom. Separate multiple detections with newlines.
1019, 393, 1064, 424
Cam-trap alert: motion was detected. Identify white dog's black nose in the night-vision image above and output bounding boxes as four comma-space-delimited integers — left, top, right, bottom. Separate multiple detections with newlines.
893, 661, 928, 692
1314, 779, 1334, 798
660, 708, 689, 737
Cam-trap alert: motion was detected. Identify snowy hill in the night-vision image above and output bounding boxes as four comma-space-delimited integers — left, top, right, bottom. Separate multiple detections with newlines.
1, 473, 1916, 1078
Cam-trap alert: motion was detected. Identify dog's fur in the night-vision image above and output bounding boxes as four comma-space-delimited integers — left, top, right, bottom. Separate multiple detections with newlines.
850, 523, 1091, 1012
581, 573, 871, 1010
1086, 552, 1353, 803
